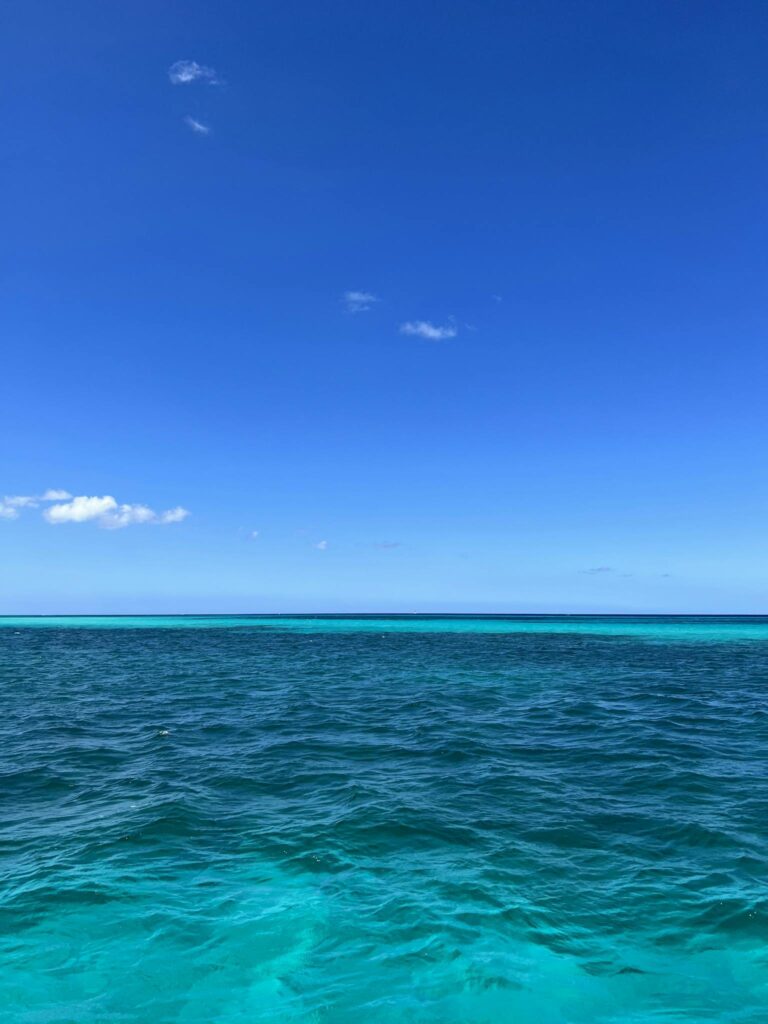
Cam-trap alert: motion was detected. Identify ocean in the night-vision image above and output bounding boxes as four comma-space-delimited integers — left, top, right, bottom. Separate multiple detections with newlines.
1, 615, 766, 1022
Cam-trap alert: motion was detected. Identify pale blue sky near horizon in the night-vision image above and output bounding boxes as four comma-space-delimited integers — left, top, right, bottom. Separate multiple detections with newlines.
2, 0, 767, 614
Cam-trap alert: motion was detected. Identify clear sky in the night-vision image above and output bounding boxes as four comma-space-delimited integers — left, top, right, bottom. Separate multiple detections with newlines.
2, 1, 767, 613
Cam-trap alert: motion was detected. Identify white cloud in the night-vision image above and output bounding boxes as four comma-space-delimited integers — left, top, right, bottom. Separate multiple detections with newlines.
250, 530, 260, 540
41, 495, 189, 529
168, 60, 220, 85
1, 490, 188, 528
1, 490, 72, 517
315, 540, 328, 550
157, 507, 190, 525
399, 320, 457, 341
3, 495, 38, 508
45, 495, 117, 524
344, 290, 378, 313
184, 116, 210, 135
100, 504, 157, 529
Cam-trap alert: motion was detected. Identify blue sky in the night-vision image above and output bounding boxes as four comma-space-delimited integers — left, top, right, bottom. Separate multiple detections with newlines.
2, 0, 767, 613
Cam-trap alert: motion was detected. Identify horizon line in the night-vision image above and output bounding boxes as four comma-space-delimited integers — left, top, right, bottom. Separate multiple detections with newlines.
1, 612, 766, 619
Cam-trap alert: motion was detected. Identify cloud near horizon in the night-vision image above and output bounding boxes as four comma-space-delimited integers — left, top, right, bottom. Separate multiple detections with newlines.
399, 320, 457, 341
44, 495, 190, 529
0, 490, 189, 529
168, 60, 220, 85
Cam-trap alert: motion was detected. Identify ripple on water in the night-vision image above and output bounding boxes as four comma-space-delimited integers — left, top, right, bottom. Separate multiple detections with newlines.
1, 617, 767, 1022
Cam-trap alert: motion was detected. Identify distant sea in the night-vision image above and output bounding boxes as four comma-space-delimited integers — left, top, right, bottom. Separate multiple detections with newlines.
1, 615, 766, 1022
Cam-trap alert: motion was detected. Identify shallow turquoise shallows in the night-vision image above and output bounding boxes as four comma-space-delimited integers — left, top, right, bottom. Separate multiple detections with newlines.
1, 616, 766, 1022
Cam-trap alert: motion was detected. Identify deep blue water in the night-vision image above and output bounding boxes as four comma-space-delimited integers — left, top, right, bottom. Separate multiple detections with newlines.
1, 615, 767, 1022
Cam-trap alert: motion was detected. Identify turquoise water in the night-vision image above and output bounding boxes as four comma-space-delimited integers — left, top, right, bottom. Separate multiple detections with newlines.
1, 616, 766, 1022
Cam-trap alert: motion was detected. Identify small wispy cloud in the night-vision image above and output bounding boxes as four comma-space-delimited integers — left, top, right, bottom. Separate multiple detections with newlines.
579, 566, 614, 575
168, 60, 220, 85
157, 507, 190, 525
343, 290, 379, 314
315, 540, 328, 550
184, 116, 210, 135
399, 320, 457, 341
250, 530, 260, 540
3, 495, 38, 510
0, 490, 72, 519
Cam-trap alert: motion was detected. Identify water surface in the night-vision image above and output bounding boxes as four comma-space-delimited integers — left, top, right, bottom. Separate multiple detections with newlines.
1, 616, 766, 1022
